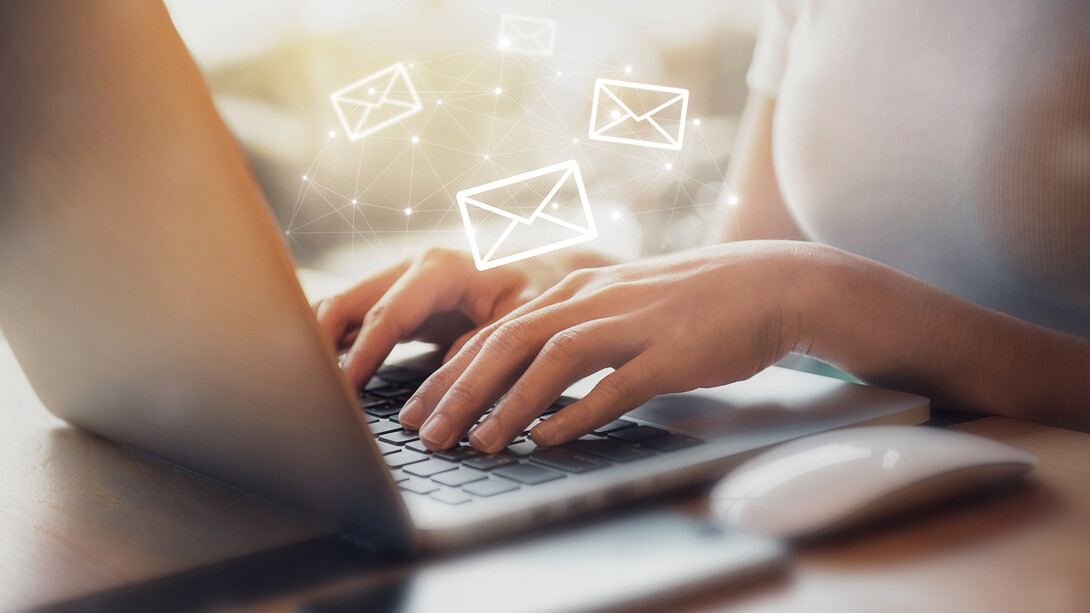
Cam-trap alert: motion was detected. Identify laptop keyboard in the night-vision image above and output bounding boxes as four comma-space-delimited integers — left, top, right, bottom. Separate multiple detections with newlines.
361, 366, 703, 506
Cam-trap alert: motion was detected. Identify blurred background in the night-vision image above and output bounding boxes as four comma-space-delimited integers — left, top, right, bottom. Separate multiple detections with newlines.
164, 0, 764, 278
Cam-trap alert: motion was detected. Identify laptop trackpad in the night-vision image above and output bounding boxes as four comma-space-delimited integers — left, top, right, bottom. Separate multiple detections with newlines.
565, 366, 897, 440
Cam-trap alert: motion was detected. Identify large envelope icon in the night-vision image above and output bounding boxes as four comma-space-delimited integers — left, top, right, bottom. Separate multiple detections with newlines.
588, 78, 690, 151
330, 63, 422, 141
498, 14, 556, 56
456, 160, 597, 271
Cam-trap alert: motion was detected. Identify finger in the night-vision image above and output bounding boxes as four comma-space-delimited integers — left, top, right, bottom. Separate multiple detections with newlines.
341, 260, 466, 389
400, 280, 586, 430
411, 298, 604, 450
470, 318, 642, 453
530, 350, 664, 447
314, 261, 410, 347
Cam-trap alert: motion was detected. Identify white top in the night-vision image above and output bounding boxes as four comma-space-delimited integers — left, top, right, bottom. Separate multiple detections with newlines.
747, 0, 1090, 337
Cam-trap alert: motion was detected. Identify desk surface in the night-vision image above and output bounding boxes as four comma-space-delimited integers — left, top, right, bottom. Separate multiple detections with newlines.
1, 336, 1089, 613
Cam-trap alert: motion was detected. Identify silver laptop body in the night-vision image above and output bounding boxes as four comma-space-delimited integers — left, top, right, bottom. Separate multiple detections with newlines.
0, 158, 928, 553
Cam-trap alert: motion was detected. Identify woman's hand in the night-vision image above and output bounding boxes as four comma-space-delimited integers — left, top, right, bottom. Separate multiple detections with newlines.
313, 247, 616, 390
400, 241, 816, 452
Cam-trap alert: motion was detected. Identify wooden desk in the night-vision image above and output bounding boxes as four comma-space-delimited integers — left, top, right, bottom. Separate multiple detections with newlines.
2, 336, 1088, 612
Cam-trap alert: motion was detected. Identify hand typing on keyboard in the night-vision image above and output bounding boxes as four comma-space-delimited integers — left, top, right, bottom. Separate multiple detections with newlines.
318, 243, 817, 453
396, 243, 813, 452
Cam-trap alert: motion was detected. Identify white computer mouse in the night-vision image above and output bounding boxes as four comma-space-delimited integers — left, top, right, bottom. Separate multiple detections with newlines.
711, 426, 1037, 540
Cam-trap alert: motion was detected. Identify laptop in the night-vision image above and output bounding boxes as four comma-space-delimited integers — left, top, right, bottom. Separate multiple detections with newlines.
0, 164, 928, 554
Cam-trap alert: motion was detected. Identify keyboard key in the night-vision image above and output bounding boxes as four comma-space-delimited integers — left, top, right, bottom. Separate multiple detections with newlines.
463, 478, 519, 497
641, 434, 703, 452
608, 425, 668, 443
594, 419, 637, 435
404, 459, 458, 478
405, 440, 431, 454
370, 386, 415, 399
385, 450, 428, 468
364, 377, 392, 392
430, 488, 472, 505
507, 440, 538, 457
541, 395, 578, 415
433, 468, 488, 487
389, 469, 409, 482
563, 438, 654, 463
399, 478, 438, 495
494, 463, 564, 485
462, 453, 517, 471
364, 415, 379, 424
360, 395, 392, 410
433, 445, 481, 462
368, 420, 403, 436
377, 366, 428, 385
379, 429, 419, 445
375, 440, 401, 455
528, 448, 609, 474
365, 403, 402, 418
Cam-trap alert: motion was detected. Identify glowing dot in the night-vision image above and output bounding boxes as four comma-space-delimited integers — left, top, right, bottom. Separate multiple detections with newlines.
665, 163, 673, 170
411, 136, 419, 143
351, 199, 357, 204
404, 207, 412, 216
625, 66, 632, 73
611, 210, 621, 220
408, 63, 414, 67
328, 130, 336, 138
728, 195, 739, 206
436, 100, 443, 105
484, 154, 490, 160
610, 111, 621, 120
551, 202, 559, 210
573, 138, 579, 143
557, 71, 563, 77
693, 118, 701, 126
302, 175, 308, 181
368, 87, 376, 95
494, 87, 502, 95
500, 38, 511, 47
285, 230, 291, 235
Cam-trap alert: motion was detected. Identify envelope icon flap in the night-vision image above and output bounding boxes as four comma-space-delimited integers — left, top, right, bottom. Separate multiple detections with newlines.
457, 163, 577, 223
597, 79, 688, 122
503, 16, 553, 41
456, 160, 597, 270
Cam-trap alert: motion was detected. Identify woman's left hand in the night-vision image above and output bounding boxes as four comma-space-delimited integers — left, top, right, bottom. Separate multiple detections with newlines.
399, 241, 818, 452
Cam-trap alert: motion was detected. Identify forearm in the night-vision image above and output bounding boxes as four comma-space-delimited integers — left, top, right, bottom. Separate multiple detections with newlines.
798, 245, 1090, 430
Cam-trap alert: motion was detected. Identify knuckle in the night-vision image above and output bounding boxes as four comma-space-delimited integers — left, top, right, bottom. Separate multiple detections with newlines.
597, 371, 636, 403
443, 381, 480, 408
541, 328, 584, 364
419, 246, 460, 268
362, 302, 402, 336
489, 318, 534, 352
561, 268, 593, 290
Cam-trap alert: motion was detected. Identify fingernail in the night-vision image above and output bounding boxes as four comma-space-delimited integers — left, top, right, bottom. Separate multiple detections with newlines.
398, 397, 422, 430
420, 414, 451, 447
470, 419, 501, 451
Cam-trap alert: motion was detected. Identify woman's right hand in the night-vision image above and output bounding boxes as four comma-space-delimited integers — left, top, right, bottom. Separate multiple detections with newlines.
313, 247, 615, 391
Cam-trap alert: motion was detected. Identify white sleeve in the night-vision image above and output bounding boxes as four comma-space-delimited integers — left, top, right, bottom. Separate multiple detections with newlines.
745, 0, 797, 97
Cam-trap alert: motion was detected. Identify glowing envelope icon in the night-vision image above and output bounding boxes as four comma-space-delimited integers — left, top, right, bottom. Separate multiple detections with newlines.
456, 161, 597, 271
498, 14, 557, 56
331, 63, 422, 141
589, 78, 690, 151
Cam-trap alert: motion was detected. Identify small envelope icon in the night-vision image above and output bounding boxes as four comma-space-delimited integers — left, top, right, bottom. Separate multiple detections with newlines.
498, 14, 556, 56
456, 160, 597, 271
589, 78, 690, 151
330, 63, 422, 141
